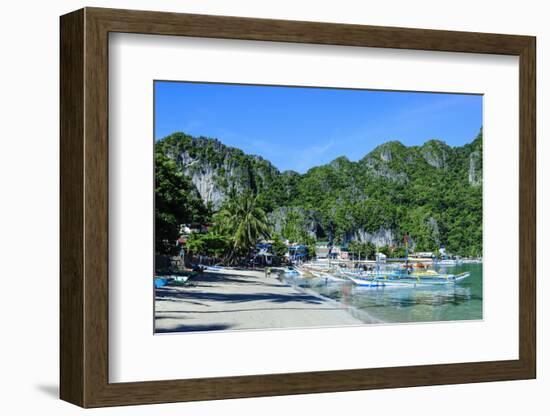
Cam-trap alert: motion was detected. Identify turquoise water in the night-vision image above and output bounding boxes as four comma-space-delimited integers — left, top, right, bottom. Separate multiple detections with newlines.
287, 263, 482, 324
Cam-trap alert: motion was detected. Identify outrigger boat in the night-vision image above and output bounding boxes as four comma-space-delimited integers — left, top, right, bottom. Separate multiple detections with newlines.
344, 233, 470, 287
346, 270, 471, 287
309, 270, 347, 283
340, 269, 395, 279
283, 266, 303, 276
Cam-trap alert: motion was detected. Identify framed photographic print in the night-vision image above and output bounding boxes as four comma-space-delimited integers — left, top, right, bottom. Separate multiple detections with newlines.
60, 7, 536, 408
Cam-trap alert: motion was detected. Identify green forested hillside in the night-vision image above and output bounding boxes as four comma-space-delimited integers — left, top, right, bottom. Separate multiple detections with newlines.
155, 130, 483, 257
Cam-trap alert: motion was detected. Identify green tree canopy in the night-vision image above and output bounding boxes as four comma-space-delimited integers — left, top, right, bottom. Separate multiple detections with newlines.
155, 151, 207, 255
215, 190, 271, 261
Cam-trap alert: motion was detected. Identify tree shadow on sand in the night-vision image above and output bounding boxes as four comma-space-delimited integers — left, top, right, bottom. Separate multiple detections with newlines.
191, 274, 285, 288
155, 288, 324, 305
155, 323, 234, 333
158, 306, 347, 314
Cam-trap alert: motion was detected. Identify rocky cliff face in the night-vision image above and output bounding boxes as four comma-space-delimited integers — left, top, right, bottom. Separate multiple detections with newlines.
420, 140, 450, 169
188, 166, 225, 208
350, 227, 396, 247
468, 150, 482, 186
159, 133, 280, 209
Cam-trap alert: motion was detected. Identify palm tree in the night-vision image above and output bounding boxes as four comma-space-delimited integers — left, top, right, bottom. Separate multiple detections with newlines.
215, 190, 271, 262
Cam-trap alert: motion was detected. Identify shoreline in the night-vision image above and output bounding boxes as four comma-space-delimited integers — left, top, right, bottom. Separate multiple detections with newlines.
278, 273, 385, 325
155, 268, 378, 333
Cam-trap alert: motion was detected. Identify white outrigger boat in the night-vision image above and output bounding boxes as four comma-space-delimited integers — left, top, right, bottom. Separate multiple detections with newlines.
340, 269, 395, 279
345, 270, 471, 287
309, 270, 347, 283
283, 266, 303, 276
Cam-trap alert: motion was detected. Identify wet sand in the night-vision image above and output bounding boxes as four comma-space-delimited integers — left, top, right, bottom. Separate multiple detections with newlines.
155, 268, 366, 333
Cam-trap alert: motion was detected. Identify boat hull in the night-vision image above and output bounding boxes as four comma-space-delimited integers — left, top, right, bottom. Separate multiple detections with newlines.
346, 272, 470, 287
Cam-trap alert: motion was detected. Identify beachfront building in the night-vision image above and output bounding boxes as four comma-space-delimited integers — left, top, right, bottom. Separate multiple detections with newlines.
315, 243, 330, 259
178, 222, 211, 236
288, 244, 308, 263
315, 242, 344, 260
375, 252, 387, 263
253, 242, 275, 266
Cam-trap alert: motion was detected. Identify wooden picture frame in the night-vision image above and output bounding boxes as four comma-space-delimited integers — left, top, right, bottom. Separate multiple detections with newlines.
60, 7, 536, 408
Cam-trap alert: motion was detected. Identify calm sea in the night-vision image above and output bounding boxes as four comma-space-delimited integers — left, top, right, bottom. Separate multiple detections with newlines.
286, 263, 483, 324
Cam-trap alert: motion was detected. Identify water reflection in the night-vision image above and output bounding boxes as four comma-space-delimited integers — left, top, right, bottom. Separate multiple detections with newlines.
283, 263, 483, 324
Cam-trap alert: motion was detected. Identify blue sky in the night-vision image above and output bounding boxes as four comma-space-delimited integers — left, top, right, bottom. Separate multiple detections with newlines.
155, 81, 482, 173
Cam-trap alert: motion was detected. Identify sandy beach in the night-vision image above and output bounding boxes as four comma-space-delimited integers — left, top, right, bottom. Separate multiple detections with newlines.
155, 268, 367, 333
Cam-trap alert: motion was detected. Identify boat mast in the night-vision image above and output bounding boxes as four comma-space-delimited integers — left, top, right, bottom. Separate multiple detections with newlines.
404, 233, 409, 270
